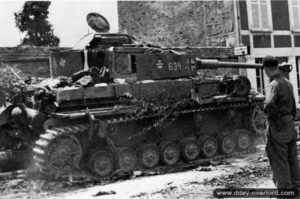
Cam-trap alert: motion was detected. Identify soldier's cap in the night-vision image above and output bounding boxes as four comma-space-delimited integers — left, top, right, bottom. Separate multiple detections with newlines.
262, 55, 278, 68
279, 62, 293, 72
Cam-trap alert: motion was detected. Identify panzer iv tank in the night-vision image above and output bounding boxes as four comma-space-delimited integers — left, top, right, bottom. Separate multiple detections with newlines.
1, 13, 268, 178
31, 13, 267, 178
32, 57, 267, 178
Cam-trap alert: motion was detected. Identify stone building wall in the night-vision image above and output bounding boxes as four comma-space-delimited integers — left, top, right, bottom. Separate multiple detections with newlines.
118, 1, 237, 47
0, 47, 50, 77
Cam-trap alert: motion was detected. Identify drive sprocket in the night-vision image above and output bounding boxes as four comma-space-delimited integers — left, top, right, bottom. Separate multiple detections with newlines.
33, 125, 87, 178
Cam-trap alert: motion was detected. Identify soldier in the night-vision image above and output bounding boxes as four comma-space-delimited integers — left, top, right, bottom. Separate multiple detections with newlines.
263, 55, 300, 198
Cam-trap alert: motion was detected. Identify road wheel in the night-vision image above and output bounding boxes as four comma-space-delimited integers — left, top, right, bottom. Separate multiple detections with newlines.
160, 141, 180, 165
89, 150, 114, 177
235, 129, 253, 151
180, 137, 199, 161
198, 136, 218, 158
139, 144, 160, 168
116, 147, 137, 171
219, 133, 236, 154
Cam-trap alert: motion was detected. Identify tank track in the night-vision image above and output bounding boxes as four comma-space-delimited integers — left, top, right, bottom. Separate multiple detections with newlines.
33, 125, 88, 177
33, 100, 264, 179
35, 143, 258, 181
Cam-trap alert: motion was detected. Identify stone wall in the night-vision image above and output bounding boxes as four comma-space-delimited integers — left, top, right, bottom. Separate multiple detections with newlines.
118, 1, 236, 47
0, 46, 69, 77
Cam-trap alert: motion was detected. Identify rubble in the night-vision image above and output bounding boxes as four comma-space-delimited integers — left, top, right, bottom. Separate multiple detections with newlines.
257, 156, 268, 162
203, 163, 271, 188
0, 169, 28, 180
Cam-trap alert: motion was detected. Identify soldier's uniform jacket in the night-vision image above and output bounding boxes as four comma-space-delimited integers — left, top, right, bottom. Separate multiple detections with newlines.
264, 73, 297, 142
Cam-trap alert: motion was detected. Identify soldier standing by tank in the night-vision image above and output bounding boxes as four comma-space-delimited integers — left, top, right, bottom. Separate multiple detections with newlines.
263, 55, 300, 198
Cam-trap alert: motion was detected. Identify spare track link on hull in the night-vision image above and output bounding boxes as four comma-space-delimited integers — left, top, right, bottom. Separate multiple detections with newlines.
32, 100, 264, 179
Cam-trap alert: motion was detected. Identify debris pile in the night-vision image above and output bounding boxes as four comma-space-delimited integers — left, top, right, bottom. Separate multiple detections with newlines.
203, 164, 271, 188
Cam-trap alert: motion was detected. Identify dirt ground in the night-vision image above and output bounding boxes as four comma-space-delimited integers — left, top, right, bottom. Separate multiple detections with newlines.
0, 143, 280, 199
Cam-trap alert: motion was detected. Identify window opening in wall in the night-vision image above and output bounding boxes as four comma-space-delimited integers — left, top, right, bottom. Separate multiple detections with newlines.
250, 0, 271, 31
131, 55, 137, 73
255, 58, 265, 94
291, 0, 300, 31
296, 57, 300, 102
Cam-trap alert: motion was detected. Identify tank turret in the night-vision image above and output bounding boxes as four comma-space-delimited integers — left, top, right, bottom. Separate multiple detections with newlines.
191, 59, 264, 102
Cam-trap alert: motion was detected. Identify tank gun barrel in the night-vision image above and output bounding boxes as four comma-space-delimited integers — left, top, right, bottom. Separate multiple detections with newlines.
196, 59, 263, 69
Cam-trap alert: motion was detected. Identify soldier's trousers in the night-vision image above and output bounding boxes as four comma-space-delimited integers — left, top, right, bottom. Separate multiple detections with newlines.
266, 131, 300, 197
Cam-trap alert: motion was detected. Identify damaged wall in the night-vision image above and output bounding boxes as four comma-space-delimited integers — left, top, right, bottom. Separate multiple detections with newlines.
118, 1, 236, 47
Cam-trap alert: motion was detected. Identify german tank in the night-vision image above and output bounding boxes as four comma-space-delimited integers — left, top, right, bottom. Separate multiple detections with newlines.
29, 13, 268, 178
0, 13, 267, 177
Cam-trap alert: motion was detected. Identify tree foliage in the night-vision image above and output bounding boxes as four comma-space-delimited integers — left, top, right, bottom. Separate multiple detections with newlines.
14, 1, 60, 46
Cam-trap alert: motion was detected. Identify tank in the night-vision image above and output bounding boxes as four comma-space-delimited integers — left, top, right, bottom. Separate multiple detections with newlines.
29, 14, 268, 178
31, 56, 268, 178
0, 13, 268, 177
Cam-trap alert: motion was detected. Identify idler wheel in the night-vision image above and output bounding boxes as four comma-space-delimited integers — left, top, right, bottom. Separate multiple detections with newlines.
89, 150, 114, 177
198, 136, 218, 158
139, 144, 160, 168
160, 141, 180, 165
180, 137, 200, 161
219, 133, 236, 154
44, 134, 83, 177
116, 147, 137, 171
235, 129, 253, 151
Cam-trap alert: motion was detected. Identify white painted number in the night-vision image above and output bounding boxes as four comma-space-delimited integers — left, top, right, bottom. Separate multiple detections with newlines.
168, 62, 183, 71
